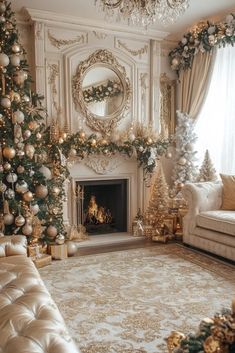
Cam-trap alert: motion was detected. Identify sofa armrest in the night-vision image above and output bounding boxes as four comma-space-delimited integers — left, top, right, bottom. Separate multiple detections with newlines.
182, 181, 223, 214
0, 235, 27, 257
182, 181, 222, 236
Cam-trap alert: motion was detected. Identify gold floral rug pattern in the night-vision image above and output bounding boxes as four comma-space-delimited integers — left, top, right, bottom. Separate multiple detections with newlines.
39, 244, 235, 353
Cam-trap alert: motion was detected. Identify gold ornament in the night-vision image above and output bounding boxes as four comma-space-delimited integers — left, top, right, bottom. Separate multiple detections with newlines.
46, 225, 58, 239
55, 234, 65, 245
17, 165, 25, 173
28, 120, 39, 131
166, 331, 185, 353
23, 191, 34, 202
12, 43, 21, 53
35, 184, 48, 199
3, 162, 11, 170
147, 137, 153, 144
79, 131, 86, 139
3, 213, 14, 225
203, 336, 223, 353
90, 138, 97, 147
36, 132, 42, 140
100, 138, 108, 145
3, 146, 15, 160
15, 214, 25, 227
22, 223, 33, 236
51, 186, 60, 196
25, 144, 35, 159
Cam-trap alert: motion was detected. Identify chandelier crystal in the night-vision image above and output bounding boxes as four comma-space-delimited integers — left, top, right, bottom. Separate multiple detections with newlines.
95, 0, 189, 28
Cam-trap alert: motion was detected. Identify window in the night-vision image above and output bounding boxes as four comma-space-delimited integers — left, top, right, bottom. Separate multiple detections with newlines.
194, 45, 235, 174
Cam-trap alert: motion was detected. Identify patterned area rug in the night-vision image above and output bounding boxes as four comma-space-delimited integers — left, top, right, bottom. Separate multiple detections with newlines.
39, 244, 235, 353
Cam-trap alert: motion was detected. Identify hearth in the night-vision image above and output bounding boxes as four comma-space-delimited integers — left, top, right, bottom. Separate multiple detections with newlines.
76, 179, 127, 235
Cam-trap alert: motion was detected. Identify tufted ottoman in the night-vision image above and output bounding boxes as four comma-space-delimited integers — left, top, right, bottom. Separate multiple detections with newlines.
0, 236, 79, 353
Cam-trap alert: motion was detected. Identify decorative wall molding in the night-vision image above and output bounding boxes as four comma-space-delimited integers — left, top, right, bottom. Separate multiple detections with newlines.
117, 40, 148, 58
140, 73, 148, 122
48, 63, 59, 112
84, 155, 122, 175
47, 30, 86, 49
92, 31, 107, 40
35, 21, 43, 40
160, 73, 176, 137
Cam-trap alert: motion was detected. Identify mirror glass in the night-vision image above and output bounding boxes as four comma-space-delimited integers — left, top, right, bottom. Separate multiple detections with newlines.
82, 66, 124, 118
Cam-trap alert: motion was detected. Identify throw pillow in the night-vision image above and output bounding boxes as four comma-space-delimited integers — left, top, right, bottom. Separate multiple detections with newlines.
220, 174, 235, 210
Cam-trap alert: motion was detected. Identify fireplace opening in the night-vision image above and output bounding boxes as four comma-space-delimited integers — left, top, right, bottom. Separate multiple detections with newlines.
77, 179, 127, 235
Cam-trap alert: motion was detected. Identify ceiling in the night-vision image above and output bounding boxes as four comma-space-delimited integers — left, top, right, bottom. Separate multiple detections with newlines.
11, 0, 235, 39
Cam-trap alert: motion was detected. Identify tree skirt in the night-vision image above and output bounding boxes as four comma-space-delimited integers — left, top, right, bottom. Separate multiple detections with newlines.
39, 244, 235, 353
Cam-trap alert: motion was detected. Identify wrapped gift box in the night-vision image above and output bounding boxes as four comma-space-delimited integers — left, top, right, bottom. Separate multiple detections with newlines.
33, 254, 52, 268
27, 244, 43, 258
49, 244, 67, 260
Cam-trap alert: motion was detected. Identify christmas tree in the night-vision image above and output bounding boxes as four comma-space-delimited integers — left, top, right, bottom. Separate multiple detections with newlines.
171, 111, 198, 194
0, 1, 66, 243
197, 149, 217, 182
145, 162, 169, 228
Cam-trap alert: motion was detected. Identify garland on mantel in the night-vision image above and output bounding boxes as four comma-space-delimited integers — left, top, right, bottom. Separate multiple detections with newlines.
169, 13, 235, 73
59, 132, 169, 176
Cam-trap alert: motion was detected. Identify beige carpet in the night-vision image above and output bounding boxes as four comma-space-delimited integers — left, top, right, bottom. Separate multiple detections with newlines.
39, 244, 235, 353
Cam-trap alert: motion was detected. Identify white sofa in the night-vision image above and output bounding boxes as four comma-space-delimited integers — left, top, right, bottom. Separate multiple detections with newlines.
0, 235, 79, 353
182, 181, 235, 262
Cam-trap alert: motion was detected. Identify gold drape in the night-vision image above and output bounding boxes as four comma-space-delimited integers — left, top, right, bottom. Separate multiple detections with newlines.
178, 50, 215, 120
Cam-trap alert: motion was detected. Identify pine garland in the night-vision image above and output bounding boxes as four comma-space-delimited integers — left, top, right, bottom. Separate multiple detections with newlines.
169, 13, 235, 73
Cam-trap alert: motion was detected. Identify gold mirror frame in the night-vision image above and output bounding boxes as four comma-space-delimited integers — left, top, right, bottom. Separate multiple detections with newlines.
72, 49, 131, 136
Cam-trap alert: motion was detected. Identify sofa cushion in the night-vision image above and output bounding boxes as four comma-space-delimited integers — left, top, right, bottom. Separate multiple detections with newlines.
0, 255, 79, 353
0, 235, 27, 257
196, 210, 235, 236
220, 174, 235, 210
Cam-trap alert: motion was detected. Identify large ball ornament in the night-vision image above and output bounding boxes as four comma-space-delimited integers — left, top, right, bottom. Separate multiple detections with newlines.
12, 43, 21, 53
3, 146, 16, 159
55, 234, 65, 245
6, 173, 18, 183
5, 188, 15, 199
25, 144, 35, 159
46, 225, 58, 239
1, 97, 11, 108
23, 191, 33, 202
4, 213, 14, 225
39, 165, 52, 180
0, 15, 5, 23
0, 2, 6, 13
15, 215, 25, 227
13, 110, 24, 124
22, 223, 33, 236
30, 203, 39, 215
0, 182, 7, 192
35, 184, 48, 199
10, 54, 21, 67
66, 241, 77, 257
15, 180, 28, 193
178, 157, 187, 166
22, 95, 30, 102
17, 165, 25, 174
0, 53, 9, 67
12, 92, 21, 103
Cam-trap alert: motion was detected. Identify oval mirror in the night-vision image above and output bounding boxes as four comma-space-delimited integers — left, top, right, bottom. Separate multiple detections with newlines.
73, 49, 131, 136
82, 66, 124, 118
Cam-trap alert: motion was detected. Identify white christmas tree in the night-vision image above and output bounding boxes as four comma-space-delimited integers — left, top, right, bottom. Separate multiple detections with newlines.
197, 149, 217, 182
172, 111, 198, 194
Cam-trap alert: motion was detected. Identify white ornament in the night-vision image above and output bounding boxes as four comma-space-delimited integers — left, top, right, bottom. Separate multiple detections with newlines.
6, 173, 18, 183
1, 97, 11, 108
10, 54, 20, 66
0, 53, 9, 67
13, 110, 24, 124
39, 165, 52, 180
25, 144, 35, 159
15, 181, 28, 193
30, 203, 40, 215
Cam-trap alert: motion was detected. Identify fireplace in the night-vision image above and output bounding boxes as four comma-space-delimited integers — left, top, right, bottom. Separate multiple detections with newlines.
77, 179, 127, 235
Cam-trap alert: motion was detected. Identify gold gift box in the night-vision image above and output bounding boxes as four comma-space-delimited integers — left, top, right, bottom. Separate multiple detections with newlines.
27, 244, 43, 258
33, 254, 52, 268
49, 244, 68, 260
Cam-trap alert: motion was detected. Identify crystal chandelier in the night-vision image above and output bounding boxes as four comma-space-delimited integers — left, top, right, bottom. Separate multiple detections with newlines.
95, 0, 189, 28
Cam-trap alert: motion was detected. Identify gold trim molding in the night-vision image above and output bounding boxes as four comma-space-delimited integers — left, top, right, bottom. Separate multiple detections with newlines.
117, 39, 148, 58
160, 73, 176, 137
47, 30, 86, 49
48, 63, 59, 112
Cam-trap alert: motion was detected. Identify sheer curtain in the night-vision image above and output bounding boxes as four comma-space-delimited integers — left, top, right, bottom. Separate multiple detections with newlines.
194, 45, 235, 175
